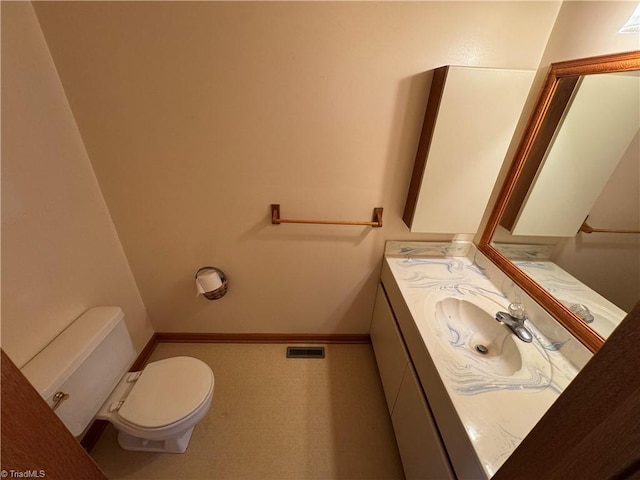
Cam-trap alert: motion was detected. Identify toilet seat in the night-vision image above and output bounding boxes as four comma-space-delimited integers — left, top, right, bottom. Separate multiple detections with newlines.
118, 356, 214, 429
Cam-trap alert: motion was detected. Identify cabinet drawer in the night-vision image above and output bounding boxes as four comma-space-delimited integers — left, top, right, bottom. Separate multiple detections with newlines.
370, 284, 410, 413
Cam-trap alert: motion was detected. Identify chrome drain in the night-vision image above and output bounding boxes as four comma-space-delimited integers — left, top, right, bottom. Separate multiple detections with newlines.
475, 345, 489, 355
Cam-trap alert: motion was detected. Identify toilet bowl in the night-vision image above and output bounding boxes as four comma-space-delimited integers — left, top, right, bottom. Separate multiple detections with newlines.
96, 356, 215, 453
20, 307, 215, 454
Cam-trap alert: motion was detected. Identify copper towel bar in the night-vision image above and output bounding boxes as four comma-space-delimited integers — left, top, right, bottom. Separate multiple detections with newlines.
271, 204, 383, 228
579, 221, 640, 235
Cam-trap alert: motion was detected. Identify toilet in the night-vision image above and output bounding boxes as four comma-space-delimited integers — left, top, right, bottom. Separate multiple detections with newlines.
20, 306, 214, 453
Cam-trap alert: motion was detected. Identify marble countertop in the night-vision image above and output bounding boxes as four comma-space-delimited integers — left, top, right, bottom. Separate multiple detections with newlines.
384, 243, 579, 477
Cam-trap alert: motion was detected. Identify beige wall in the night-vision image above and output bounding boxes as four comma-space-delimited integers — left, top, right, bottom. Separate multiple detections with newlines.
1, 2, 154, 368
31, 1, 561, 334
539, 0, 639, 64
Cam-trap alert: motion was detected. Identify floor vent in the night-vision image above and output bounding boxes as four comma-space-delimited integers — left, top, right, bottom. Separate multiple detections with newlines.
286, 346, 325, 359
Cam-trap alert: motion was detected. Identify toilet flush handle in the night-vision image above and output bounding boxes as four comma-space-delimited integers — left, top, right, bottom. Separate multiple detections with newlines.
52, 391, 70, 411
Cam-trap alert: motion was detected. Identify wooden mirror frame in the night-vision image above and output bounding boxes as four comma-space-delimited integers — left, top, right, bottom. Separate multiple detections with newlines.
478, 50, 640, 353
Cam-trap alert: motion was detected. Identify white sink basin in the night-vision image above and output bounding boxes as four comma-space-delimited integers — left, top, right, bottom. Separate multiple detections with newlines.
435, 297, 522, 376
423, 295, 552, 394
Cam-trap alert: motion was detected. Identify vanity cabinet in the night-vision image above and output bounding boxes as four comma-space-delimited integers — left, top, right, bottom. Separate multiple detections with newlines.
370, 285, 455, 480
392, 363, 454, 480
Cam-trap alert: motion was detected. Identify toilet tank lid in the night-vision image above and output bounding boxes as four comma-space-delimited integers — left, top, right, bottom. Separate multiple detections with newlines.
21, 307, 125, 399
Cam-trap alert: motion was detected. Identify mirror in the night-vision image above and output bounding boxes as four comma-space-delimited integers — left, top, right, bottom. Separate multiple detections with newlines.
478, 51, 640, 353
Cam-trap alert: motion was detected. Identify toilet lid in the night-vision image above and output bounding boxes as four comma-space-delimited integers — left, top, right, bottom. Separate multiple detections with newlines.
118, 356, 214, 429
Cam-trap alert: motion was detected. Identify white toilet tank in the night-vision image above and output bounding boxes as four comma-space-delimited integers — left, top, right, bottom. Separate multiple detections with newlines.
21, 307, 136, 436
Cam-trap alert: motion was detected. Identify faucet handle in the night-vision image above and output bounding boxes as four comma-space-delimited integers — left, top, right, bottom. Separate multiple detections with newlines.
508, 303, 527, 320
570, 303, 594, 324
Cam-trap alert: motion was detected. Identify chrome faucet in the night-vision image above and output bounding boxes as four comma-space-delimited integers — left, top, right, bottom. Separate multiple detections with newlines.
496, 303, 533, 343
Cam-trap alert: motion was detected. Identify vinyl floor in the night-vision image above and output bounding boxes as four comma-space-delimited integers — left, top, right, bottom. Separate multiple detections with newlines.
90, 342, 405, 480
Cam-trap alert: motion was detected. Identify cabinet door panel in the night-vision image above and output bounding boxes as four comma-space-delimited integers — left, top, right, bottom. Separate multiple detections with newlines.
370, 284, 410, 413
392, 364, 455, 480
404, 66, 534, 234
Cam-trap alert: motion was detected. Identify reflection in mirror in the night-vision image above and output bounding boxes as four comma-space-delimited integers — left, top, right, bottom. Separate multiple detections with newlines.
479, 51, 640, 353
496, 70, 639, 339
505, 72, 639, 238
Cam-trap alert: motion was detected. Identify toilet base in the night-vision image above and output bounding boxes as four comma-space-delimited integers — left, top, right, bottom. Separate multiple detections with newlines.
117, 426, 195, 453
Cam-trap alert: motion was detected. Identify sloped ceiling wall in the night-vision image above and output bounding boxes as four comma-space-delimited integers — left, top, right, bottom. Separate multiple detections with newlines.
2, 2, 153, 367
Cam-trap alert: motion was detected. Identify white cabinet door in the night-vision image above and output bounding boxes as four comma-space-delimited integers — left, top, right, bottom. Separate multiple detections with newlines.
370, 284, 410, 413
404, 66, 534, 234
392, 364, 455, 480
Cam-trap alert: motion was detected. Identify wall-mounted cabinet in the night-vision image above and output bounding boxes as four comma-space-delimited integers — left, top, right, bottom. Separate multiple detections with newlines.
403, 66, 534, 234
